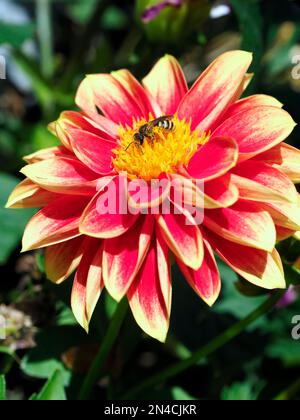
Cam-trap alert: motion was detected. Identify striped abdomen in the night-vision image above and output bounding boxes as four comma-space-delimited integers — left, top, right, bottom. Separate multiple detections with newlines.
156, 119, 175, 131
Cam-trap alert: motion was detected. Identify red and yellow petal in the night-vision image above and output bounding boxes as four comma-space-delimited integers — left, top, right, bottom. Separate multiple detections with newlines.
177, 239, 221, 307
253, 143, 300, 183
102, 216, 154, 301
5, 179, 61, 209
71, 239, 103, 331
187, 136, 238, 181
80, 176, 139, 238
258, 199, 300, 231
170, 173, 239, 210
203, 174, 240, 208
68, 128, 114, 175
143, 55, 188, 115
22, 195, 90, 251
112, 69, 161, 118
178, 50, 252, 131
45, 236, 85, 284
240, 73, 254, 93
57, 110, 117, 142
156, 228, 172, 319
127, 234, 171, 343
220, 94, 283, 122
76, 71, 159, 127
205, 229, 286, 290
204, 201, 276, 252
157, 210, 203, 271
20, 157, 99, 196
128, 177, 170, 210
232, 161, 298, 204
276, 226, 296, 241
23, 146, 73, 164
212, 106, 296, 161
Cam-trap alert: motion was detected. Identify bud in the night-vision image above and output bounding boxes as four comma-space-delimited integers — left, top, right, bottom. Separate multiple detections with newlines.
135, 0, 210, 44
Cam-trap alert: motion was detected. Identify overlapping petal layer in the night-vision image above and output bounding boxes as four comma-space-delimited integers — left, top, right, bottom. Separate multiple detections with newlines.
212, 106, 296, 161
143, 55, 188, 115
21, 157, 99, 195
178, 50, 253, 132
204, 201, 276, 252
6, 179, 62, 209
45, 236, 85, 284
177, 239, 221, 306
22, 195, 90, 251
205, 229, 286, 290
128, 233, 171, 343
71, 239, 104, 331
103, 216, 154, 301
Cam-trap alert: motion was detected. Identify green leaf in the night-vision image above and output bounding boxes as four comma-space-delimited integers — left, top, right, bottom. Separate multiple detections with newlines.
266, 338, 300, 367
21, 326, 91, 386
34, 370, 67, 401
55, 302, 77, 327
215, 260, 266, 324
0, 173, 34, 265
221, 381, 261, 401
0, 346, 17, 359
0, 375, 6, 401
0, 23, 34, 47
171, 387, 197, 400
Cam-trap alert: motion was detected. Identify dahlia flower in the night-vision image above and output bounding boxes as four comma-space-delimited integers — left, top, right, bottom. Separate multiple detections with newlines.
7, 51, 300, 342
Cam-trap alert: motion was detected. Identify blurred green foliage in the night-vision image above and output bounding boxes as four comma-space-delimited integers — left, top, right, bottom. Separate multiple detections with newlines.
135, 0, 210, 44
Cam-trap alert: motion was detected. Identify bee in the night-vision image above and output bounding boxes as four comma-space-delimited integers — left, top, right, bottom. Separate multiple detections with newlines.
125, 115, 175, 151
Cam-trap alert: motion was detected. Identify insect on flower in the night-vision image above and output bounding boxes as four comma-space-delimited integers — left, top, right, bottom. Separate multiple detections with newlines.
125, 115, 175, 151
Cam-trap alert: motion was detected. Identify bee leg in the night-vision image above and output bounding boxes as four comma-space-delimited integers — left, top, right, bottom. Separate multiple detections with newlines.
137, 144, 144, 155
149, 133, 155, 146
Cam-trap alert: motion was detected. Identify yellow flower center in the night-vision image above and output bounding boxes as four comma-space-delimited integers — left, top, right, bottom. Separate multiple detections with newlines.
112, 115, 210, 181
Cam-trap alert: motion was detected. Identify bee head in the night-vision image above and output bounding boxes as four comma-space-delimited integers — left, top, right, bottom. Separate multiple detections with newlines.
134, 132, 144, 144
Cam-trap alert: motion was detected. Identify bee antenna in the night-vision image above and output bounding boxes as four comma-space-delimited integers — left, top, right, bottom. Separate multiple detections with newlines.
125, 141, 135, 151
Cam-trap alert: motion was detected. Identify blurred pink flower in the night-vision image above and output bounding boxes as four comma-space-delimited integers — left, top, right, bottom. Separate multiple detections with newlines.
142, 0, 182, 22
276, 285, 299, 308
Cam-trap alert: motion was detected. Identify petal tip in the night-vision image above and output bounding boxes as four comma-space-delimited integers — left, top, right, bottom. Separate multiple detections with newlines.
4, 200, 12, 209
153, 329, 168, 343
21, 244, 30, 253
106, 287, 123, 303
202, 293, 220, 308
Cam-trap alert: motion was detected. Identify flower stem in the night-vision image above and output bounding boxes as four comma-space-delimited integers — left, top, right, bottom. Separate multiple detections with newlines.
36, 0, 54, 79
122, 290, 285, 399
78, 298, 128, 400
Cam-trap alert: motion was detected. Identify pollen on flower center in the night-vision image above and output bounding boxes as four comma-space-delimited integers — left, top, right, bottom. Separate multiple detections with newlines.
112, 115, 210, 181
